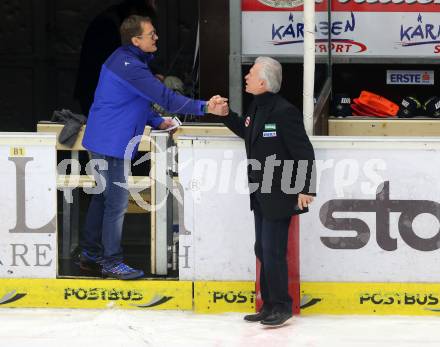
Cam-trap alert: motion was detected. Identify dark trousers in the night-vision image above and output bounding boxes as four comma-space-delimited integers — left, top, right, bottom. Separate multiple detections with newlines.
253, 200, 292, 314
81, 152, 129, 266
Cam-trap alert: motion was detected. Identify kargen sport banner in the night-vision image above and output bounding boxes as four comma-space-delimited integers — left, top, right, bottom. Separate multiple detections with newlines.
242, 0, 440, 57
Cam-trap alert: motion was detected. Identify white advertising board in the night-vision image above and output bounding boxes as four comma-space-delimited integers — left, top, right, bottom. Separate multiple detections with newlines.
242, 0, 440, 57
0, 134, 57, 278
301, 139, 440, 282
177, 137, 255, 281
178, 135, 440, 283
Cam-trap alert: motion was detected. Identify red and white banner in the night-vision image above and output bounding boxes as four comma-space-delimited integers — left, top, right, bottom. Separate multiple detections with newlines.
242, 0, 440, 12
242, 0, 440, 57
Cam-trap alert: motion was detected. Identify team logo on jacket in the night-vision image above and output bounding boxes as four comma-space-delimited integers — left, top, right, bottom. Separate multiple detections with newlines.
245, 116, 251, 127
264, 123, 276, 130
263, 131, 277, 138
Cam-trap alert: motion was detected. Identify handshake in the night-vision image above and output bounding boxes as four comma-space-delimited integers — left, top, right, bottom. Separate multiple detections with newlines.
206, 95, 229, 116
158, 95, 229, 131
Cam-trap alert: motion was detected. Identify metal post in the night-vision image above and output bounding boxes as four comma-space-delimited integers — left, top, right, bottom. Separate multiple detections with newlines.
303, 0, 316, 136
229, 0, 242, 114
62, 189, 72, 259
150, 133, 173, 275
61, 150, 80, 260
71, 150, 80, 255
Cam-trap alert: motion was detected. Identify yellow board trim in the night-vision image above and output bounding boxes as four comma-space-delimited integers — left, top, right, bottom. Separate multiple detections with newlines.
0, 279, 192, 310
194, 281, 255, 314
3, 279, 440, 315
301, 282, 440, 315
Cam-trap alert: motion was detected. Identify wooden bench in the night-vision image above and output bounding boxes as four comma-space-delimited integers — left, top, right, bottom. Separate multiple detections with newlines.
37, 121, 234, 274
56, 174, 152, 190
37, 122, 153, 260
329, 117, 440, 136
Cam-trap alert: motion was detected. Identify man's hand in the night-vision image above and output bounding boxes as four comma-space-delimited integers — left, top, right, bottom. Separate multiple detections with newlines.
158, 118, 177, 134
155, 74, 165, 81
298, 193, 314, 210
207, 95, 229, 116
158, 118, 173, 129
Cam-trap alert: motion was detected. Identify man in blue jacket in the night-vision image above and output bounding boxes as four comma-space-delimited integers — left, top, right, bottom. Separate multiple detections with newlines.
80, 15, 227, 279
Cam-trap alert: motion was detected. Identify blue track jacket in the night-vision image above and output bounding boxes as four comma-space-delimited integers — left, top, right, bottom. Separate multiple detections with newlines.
83, 45, 206, 159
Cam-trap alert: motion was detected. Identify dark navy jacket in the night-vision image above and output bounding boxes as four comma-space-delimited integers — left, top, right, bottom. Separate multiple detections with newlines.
83, 45, 206, 159
222, 92, 316, 220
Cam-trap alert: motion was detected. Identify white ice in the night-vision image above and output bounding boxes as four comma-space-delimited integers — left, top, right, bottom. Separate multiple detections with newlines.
1, 309, 440, 347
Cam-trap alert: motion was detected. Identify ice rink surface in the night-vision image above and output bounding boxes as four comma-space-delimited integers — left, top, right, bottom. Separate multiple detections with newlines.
2, 309, 440, 347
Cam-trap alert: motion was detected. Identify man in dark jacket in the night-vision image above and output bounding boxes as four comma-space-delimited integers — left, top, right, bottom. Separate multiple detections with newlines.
220, 57, 315, 327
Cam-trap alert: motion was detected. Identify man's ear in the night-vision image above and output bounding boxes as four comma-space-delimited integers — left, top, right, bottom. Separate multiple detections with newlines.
131, 37, 139, 47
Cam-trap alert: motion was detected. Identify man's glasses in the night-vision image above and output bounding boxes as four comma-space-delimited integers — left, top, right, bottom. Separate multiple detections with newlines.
136, 31, 158, 39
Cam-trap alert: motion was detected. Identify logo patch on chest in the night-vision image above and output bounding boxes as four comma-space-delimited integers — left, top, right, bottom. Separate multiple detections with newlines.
264, 123, 276, 131
263, 131, 277, 138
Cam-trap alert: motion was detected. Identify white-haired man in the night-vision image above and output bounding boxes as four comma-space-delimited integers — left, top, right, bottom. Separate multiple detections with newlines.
217, 57, 315, 327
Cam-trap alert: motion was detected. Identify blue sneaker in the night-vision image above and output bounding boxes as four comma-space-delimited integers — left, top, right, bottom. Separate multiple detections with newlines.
79, 251, 103, 275
102, 262, 144, 280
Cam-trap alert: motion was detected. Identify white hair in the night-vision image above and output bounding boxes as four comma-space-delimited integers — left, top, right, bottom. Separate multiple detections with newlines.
255, 56, 282, 93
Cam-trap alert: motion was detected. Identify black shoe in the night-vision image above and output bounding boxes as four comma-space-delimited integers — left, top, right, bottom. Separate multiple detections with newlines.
244, 308, 272, 322
260, 311, 292, 327
78, 252, 103, 275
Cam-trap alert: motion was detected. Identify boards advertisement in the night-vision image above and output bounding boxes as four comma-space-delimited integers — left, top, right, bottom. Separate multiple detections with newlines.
242, 0, 440, 57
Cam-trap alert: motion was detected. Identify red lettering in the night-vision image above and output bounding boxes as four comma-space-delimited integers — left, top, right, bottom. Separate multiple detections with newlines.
434, 45, 440, 54
315, 44, 329, 53
335, 44, 344, 53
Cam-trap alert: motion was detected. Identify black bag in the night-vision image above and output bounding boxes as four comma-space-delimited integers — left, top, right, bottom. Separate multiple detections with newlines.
331, 94, 352, 118
424, 97, 440, 118
397, 96, 421, 118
